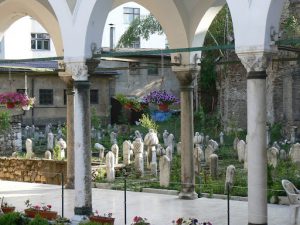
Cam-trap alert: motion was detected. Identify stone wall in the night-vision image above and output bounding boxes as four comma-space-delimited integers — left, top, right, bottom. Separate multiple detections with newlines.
0, 122, 22, 156
0, 158, 67, 185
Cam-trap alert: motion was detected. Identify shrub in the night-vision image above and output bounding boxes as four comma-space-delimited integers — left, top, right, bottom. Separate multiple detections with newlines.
0, 212, 29, 225
28, 215, 49, 225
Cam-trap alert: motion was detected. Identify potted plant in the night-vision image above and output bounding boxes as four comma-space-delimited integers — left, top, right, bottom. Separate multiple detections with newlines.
0, 92, 35, 110
0, 197, 15, 214
24, 200, 58, 220
131, 216, 150, 225
115, 93, 146, 112
172, 217, 212, 225
89, 210, 115, 224
142, 90, 179, 111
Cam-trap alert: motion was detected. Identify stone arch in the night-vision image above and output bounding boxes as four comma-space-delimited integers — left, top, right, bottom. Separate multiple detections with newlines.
227, 0, 286, 53
0, 0, 63, 56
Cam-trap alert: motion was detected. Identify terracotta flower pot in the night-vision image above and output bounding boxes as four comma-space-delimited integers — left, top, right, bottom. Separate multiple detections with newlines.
158, 103, 169, 112
89, 215, 115, 224
124, 103, 133, 110
24, 209, 58, 220
1, 206, 15, 213
6, 102, 15, 109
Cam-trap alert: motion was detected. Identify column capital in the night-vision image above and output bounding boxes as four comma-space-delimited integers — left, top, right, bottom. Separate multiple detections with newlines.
86, 58, 100, 74
173, 67, 199, 86
63, 61, 89, 81
237, 51, 272, 72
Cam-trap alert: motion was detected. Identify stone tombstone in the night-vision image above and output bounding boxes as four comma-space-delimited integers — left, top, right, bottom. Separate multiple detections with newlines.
219, 132, 224, 145
193, 132, 202, 146
163, 130, 169, 147
25, 138, 34, 159
156, 144, 164, 157
233, 137, 239, 151
167, 133, 174, 158
134, 130, 142, 140
279, 149, 287, 160
58, 138, 67, 160
237, 140, 246, 162
225, 165, 236, 193
24, 126, 30, 139
244, 143, 248, 169
94, 143, 105, 160
44, 150, 52, 160
12, 152, 18, 158
176, 142, 181, 155
150, 147, 157, 176
30, 125, 35, 138
45, 123, 52, 137
272, 141, 280, 150
210, 154, 218, 179
291, 126, 297, 144
159, 155, 171, 187
105, 151, 115, 182
123, 140, 132, 165
267, 147, 279, 168
91, 127, 97, 139
133, 138, 144, 177
144, 129, 159, 168
208, 139, 219, 151
194, 145, 203, 173
111, 143, 119, 165
205, 135, 210, 145
289, 143, 300, 166
205, 145, 214, 164
166, 146, 172, 162
110, 131, 117, 145
47, 132, 54, 150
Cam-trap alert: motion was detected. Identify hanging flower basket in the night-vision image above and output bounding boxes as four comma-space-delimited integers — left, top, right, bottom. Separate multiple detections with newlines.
0, 92, 35, 110
158, 103, 169, 112
142, 90, 179, 111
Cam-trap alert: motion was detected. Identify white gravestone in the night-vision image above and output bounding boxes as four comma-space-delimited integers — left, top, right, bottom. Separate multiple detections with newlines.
106, 151, 115, 182
193, 132, 202, 146
279, 149, 287, 160
194, 145, 203, 173
133, 138, 144, 177
94, 143, 105, 161
58, 138, 67, 160
219, 132, 224, 145
144, 129, 159, 168
225, 165, 236, 192
210, 154, 218, 179
205, 145, 214, 164
150, 147, 157, 176
208, 139, 219, 151
267, 147, 279, 168
176, 142, 181, 155
110, 132, 117, 145
25, 138, 34, 159
166, 133, 174, 160
123, 140, 133, 165
159, 155, 171, 187
163, 130, 169, 147
44, 150, 52, 160
233, 137, 239, 151
290, 143, 300, 167
237, 140, 246, 162
111, 143, 119, 165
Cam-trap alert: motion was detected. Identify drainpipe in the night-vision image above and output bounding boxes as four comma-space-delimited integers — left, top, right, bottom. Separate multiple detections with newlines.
109, 23, 115, 51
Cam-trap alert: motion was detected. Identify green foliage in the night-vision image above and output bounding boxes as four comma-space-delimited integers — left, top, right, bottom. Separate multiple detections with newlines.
283, 15, 300, 38
28, 215, 49, 225
53, 144, 61, 160
139, 114, 158, 132
270, 123, 282, 143
79, 221, 102, 225
0, 212, 29, 225
0, 110, 11, 134
117, 14, 163, 48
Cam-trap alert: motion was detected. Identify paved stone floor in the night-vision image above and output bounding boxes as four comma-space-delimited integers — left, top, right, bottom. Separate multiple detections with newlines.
0, 180, 291, 225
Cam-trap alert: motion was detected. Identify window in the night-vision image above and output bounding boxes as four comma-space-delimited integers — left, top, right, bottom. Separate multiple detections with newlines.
129, 62, 140, 75
147, 65, 159, 76
123, 7, 140, 24
16, 89, 26, 94
39, 89, 53, 105
31, 33, 50, 50
90, 90, 99, 104
63, 89, 67, 105
129, 38, 140, 48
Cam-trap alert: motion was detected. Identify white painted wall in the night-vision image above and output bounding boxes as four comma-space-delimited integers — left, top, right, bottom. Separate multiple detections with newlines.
101, 2, 167, 49
2, 16, 56, 59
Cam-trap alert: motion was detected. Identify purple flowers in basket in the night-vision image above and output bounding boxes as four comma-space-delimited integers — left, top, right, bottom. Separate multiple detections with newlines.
142, 90, 180, 105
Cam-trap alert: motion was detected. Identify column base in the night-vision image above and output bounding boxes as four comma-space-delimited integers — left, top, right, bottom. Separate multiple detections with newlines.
248, 223, 267, 225
71, 215, 89, 225
74, 206, 92, 216
178, 191, 198, 200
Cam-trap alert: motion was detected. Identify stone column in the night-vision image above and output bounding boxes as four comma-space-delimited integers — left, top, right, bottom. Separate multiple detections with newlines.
175, 68, 198, 200
66, 87, 75, 189
73, 80, 92, 215
59, 74, 75, 189
239, 52, 270, 225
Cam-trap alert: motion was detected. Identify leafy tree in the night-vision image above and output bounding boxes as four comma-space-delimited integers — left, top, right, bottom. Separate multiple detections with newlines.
117, 14, 163, 48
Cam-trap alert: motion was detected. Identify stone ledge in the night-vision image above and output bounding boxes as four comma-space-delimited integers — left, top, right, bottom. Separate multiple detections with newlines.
142, 188, 179, 196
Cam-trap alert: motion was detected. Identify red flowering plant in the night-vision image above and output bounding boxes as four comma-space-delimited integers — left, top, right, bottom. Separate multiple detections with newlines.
0, 92, 35, 110
142, 90, 180, 106
172, 217, 212, 225
24, 199, 52, 211
131, 216, 149, 225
